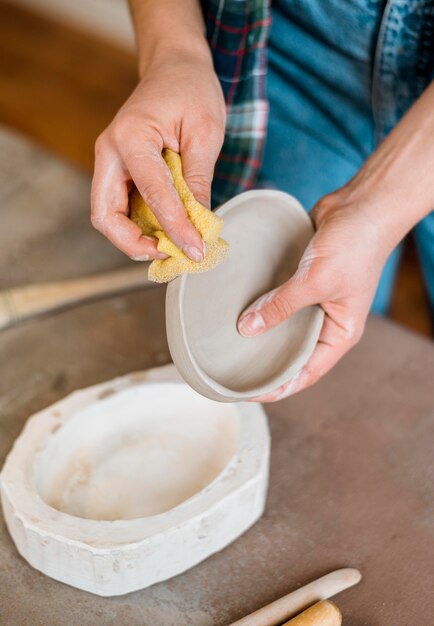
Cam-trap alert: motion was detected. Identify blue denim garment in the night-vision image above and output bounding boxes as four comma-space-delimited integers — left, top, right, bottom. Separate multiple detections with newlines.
256, 0, 434, 316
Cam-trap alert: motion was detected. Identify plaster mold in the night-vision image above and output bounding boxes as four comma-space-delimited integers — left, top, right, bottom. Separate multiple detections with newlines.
0, 365, 269, 596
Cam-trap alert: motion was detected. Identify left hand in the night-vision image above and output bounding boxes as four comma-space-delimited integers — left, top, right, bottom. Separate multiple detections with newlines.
239, 80, 434, 402
237, 184, 396, 402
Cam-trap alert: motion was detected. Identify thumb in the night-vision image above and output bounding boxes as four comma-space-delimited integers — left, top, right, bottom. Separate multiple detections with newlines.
237, 276, 319, 337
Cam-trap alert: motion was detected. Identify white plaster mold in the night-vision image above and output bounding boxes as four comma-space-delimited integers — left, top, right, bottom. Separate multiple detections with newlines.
0, 365, 269, 596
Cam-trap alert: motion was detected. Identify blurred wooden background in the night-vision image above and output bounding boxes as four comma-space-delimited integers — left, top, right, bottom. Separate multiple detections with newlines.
0, 0, 431, 336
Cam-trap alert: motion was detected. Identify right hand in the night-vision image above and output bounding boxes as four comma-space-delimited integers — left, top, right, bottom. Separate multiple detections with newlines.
91, 50, 226, 262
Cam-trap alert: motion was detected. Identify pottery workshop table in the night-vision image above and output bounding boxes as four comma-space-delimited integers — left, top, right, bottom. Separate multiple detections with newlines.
1, 127, 433, 626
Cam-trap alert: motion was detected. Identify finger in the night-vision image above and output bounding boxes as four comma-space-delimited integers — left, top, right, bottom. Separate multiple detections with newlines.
251, 314, 360, 402
181, 126, 223, 208
124, 138, 205, 262
238, 275, 319, 338
249, 371, 307, 403
91, 146, 167, 261
100, 214, 166, 262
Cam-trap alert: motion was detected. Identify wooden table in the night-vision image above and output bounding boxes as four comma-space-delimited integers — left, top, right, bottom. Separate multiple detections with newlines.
1, 127, 433, 625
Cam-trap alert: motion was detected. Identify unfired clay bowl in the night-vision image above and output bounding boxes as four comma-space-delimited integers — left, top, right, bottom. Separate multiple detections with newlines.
0, 365, 269, 596
166, 190, 324, 402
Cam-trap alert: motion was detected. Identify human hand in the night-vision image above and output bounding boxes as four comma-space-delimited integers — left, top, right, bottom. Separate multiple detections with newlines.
237, 186, 397, 402
91, 50, 226, 262
238, 80, 434, 402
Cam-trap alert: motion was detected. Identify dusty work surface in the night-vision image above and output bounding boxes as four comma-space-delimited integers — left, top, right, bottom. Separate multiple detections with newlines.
1, 128, 433, 625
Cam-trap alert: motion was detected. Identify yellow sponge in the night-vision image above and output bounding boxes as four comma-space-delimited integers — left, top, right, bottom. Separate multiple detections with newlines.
130, 149, 229, 283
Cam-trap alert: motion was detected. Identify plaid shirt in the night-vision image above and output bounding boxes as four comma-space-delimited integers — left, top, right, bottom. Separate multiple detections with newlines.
203, 0, 271, 206
204, 0, 434, 208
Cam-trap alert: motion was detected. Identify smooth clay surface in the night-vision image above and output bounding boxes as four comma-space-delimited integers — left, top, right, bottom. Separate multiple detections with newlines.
35, 384, 239, 521
167, 190, 324, 401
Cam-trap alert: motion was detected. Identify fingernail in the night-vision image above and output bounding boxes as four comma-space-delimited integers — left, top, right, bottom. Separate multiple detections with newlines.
238, 311, 265, 337
133, 252, 168, 261
184, 245, 204, 263
133, 254, 150, 262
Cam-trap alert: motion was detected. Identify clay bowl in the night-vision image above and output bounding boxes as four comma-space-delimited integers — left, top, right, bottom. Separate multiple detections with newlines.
166, 190, 324, 402
0, 366, 269, 596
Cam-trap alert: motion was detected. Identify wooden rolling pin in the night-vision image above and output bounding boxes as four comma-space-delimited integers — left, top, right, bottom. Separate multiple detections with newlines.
229, 568, 361, 626
0, 265, 154, 331
283, 600, 342, 625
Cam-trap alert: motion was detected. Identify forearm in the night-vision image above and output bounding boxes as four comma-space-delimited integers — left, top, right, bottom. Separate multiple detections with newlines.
348, 80, 434, 248
128, 0, 212, 76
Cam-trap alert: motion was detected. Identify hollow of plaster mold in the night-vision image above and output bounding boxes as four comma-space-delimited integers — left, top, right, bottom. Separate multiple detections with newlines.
34, 383, 240, 521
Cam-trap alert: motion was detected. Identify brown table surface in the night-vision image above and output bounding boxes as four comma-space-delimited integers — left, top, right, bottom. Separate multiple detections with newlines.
1, 127, 433, 626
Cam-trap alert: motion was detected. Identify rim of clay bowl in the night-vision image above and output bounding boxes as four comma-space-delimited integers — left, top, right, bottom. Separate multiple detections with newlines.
166, 190, 324, 402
